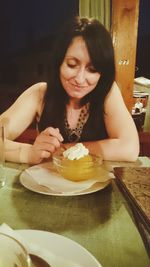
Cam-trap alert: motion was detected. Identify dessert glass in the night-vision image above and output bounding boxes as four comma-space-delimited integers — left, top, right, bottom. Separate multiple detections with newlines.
0, 232, 32, 267
52, 150, 103, 181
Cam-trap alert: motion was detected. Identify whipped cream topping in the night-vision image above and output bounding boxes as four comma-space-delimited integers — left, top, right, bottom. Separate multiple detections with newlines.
63, 143, 89, 160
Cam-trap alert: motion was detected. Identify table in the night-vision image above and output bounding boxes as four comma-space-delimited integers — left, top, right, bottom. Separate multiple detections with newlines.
0, 158, 150, 267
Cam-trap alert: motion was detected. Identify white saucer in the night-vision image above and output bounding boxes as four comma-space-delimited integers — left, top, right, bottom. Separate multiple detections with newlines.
20, 169, 111, 196
16, 229, 102, 267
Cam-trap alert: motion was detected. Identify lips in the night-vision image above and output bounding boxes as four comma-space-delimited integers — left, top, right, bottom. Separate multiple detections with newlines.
70, 83, 87, 89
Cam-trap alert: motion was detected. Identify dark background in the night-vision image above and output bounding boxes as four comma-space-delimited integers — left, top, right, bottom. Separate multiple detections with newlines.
135, 0, 150, 79
0, 0, 149, 113
0, 0, 79, 58
0, 0, 79, 112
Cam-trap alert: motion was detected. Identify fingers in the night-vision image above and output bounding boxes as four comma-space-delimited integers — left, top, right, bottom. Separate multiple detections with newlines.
43, 127, 64, 142
39, 127, 64, 150
31, 127, 64, 163
29, 147, 51, 164
41, 150, 51, 159
35, 135, 61, 150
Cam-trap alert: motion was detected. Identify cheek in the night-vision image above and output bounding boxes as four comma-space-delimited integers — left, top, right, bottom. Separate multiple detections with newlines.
88, 73, 101, 86
60, 64, 74, 80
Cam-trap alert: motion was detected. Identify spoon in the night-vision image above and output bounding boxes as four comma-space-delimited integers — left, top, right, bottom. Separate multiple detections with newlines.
29, 253, 51, 267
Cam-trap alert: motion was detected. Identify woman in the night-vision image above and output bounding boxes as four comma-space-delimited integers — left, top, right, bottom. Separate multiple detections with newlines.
0, 16, 139, 164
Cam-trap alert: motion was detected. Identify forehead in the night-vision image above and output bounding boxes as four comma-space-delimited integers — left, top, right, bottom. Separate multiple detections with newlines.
65, 36, 90, 61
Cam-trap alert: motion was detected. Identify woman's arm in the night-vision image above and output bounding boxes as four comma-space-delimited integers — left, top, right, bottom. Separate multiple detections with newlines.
4, 127, 63, 164
0, 82, 47, 163
86, 82, 139, 161
0, 82, 47, 140
65, 83, 139, 162
1, 82, 64, 164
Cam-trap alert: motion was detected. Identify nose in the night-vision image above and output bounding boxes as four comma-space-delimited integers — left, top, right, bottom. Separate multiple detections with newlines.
75, 68, 86, 84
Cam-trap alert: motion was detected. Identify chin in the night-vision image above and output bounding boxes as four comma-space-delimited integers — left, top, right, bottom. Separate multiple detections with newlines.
71, 91, 87, 99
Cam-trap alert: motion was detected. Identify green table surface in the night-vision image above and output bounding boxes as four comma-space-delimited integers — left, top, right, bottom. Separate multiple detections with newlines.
0, 157, 150, 267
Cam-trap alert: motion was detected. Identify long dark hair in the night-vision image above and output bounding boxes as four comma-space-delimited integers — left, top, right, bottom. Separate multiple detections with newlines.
39, 16, 115, 131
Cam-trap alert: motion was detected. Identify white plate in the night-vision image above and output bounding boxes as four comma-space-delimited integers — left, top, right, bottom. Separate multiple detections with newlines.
16, 229, 102, 267
20, 170, 111, 196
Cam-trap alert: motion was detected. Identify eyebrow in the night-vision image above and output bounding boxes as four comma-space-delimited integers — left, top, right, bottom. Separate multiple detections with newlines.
65, 56, 77, 60
65, 56, 92, 66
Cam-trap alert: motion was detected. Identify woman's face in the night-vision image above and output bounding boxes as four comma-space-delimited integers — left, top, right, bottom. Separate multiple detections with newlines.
60, 36, 101, 101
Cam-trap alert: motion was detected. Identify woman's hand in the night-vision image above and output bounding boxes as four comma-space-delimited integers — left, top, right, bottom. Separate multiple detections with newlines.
29, 127, 64, 164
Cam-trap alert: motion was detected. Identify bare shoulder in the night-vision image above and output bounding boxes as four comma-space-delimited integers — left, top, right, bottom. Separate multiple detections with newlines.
15, 82, 47, 112
105, 82, 122, 99
104, 81, 135, 135
104, 81, 126, 113
0, 82, 48, 124
22, 82, 47, 100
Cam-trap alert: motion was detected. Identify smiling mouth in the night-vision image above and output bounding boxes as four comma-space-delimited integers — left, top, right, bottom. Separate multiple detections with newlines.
70, 83, 87, 89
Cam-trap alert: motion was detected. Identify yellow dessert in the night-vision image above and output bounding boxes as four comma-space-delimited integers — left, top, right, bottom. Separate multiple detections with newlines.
60, 154, 95, 181
53, 143, 102, 181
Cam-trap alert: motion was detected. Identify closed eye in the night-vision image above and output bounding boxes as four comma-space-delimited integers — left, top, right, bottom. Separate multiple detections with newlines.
87, 66, 97, 73
67, 63, 77, 68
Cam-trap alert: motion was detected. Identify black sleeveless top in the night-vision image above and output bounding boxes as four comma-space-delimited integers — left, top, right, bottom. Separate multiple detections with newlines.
38, 103, 108, 143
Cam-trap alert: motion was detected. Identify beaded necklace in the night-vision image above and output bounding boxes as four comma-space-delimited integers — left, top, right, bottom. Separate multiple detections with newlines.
64, 102, 90, 142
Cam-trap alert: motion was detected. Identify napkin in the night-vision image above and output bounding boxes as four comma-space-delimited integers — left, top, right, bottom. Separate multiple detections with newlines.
25, 161, 114, 194
0, 224, 83, 267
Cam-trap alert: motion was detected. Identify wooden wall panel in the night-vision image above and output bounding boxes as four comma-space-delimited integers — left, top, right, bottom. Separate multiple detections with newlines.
111, 0, 139, 111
